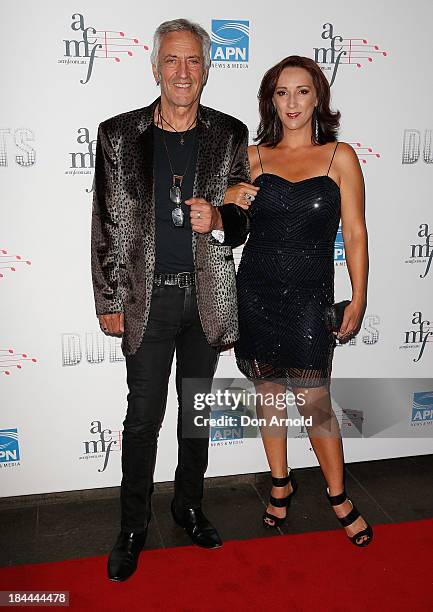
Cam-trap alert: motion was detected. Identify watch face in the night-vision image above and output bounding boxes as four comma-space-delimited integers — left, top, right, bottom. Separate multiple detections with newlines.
172, 206, 184, 227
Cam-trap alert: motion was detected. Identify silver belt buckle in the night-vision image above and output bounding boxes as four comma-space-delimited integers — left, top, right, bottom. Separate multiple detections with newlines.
177, 272, 190, 288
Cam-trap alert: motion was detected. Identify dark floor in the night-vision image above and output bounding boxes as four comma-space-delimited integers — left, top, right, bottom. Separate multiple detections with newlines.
1, 454, 432, 567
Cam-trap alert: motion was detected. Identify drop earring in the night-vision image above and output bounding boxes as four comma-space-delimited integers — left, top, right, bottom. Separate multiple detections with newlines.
314, 107, 319, 142
272, 106, 278, 142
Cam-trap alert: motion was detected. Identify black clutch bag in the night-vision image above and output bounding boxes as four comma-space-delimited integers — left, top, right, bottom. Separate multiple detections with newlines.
325, 300, 351, 332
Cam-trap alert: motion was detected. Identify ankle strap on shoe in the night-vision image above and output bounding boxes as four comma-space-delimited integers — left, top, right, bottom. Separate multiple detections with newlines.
337, 505, 360, 527
327, 489, 347, 506
271, 474, 290, 487
270, 495, 291, 507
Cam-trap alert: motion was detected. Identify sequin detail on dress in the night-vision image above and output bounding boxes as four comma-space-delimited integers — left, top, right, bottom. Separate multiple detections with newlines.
235, 147, 341, 388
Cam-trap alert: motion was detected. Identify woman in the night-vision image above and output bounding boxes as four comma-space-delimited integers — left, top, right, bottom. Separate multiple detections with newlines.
224, 56, 372, 546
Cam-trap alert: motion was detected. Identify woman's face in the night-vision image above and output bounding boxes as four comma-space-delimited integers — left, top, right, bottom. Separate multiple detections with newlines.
273, 67, 318, 135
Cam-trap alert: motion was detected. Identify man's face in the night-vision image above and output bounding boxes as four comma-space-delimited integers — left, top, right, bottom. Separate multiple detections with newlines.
153, 31, 207, 108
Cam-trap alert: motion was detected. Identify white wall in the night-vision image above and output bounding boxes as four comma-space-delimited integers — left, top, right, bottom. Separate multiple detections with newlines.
1, 0, 432, 496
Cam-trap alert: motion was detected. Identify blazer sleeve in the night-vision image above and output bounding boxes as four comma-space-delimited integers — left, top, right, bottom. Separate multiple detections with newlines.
91, 123, 124, 315
218, 123, 251, 249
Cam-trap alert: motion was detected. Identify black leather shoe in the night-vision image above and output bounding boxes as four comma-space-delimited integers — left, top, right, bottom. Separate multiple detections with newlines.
107, 531, 147, 582
171, 500, 223, 549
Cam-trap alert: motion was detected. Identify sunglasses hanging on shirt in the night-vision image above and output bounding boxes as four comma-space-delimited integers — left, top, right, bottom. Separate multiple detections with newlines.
157, 105, 197, 227
170, 175, 184, 227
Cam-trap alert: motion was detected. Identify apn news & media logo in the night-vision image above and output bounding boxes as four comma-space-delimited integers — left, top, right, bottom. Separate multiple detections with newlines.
210, 409, 245, 445
62, 332, 124, 366
405, 223, 432, 279
400, 312, 432, 363
411, 391, 433, 427
59, 13, 149, 84
210, 386, 257, 446
0, 428, 20, 467
402, 130, 433, 164
211, 20, 249, 69
314, 23, 387, 86
80, 420, 121, 472
0, 129, 35, 167
334, 226, 346, 266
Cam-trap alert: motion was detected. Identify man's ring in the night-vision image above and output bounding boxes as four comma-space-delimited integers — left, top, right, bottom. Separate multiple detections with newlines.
197, 211, 201, 219
244, 193, 253, 201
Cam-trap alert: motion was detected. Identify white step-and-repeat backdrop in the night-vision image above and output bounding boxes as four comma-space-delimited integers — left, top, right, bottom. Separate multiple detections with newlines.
1, 0, 432, 497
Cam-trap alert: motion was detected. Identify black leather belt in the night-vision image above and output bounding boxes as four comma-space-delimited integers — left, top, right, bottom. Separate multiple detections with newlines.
153, 272, 195, 288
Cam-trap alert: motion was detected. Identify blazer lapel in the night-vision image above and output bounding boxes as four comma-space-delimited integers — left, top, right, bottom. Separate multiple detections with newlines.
134, 99, 158, 286
135, 100, 158, 228
192, 106, 214, 263
192, 106, 213, 200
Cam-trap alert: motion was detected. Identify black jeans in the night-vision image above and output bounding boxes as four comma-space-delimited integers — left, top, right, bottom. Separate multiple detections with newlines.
120, 283, 219, 532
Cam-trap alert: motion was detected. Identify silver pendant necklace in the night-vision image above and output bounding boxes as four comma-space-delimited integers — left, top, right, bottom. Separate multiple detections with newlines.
157, 106, 197, 227
158, 108, 197, 145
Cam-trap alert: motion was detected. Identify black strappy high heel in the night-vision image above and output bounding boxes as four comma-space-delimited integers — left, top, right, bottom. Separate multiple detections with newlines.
327, 488, 373, 547
263, 471, 297, 528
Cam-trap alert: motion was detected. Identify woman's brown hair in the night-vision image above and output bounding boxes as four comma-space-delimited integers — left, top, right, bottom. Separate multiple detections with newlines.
255, 55, 340, 146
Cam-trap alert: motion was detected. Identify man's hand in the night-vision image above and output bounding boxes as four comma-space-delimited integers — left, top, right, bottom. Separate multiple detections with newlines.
98, 312, 124, 337
185, 198, 223, 233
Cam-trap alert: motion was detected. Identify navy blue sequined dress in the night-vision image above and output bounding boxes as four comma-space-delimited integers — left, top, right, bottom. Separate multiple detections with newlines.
235, 144, 341, 387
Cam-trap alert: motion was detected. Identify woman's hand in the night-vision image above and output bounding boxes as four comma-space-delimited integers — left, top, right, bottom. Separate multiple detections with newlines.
223, 182, 259, 210
336, 299, 365, 341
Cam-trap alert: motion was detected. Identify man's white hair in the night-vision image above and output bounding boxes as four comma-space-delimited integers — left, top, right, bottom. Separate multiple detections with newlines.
151, 18, 211, 70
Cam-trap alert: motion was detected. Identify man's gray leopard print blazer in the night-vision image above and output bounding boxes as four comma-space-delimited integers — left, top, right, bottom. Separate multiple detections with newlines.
91, 98, 250, 355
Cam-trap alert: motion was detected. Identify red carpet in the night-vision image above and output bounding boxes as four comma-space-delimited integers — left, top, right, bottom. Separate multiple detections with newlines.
1, 519, 432, 611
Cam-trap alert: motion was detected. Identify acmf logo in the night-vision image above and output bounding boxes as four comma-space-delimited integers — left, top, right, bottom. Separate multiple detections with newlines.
314, 22, 387, 86
60, 13, 149, 85
211, 20, 249, 62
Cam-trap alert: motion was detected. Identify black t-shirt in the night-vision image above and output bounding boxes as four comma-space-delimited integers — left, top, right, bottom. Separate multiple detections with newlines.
153, 125, 198, 273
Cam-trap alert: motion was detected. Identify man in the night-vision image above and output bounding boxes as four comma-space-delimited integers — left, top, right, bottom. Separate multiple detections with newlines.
91, 18, 249, 582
